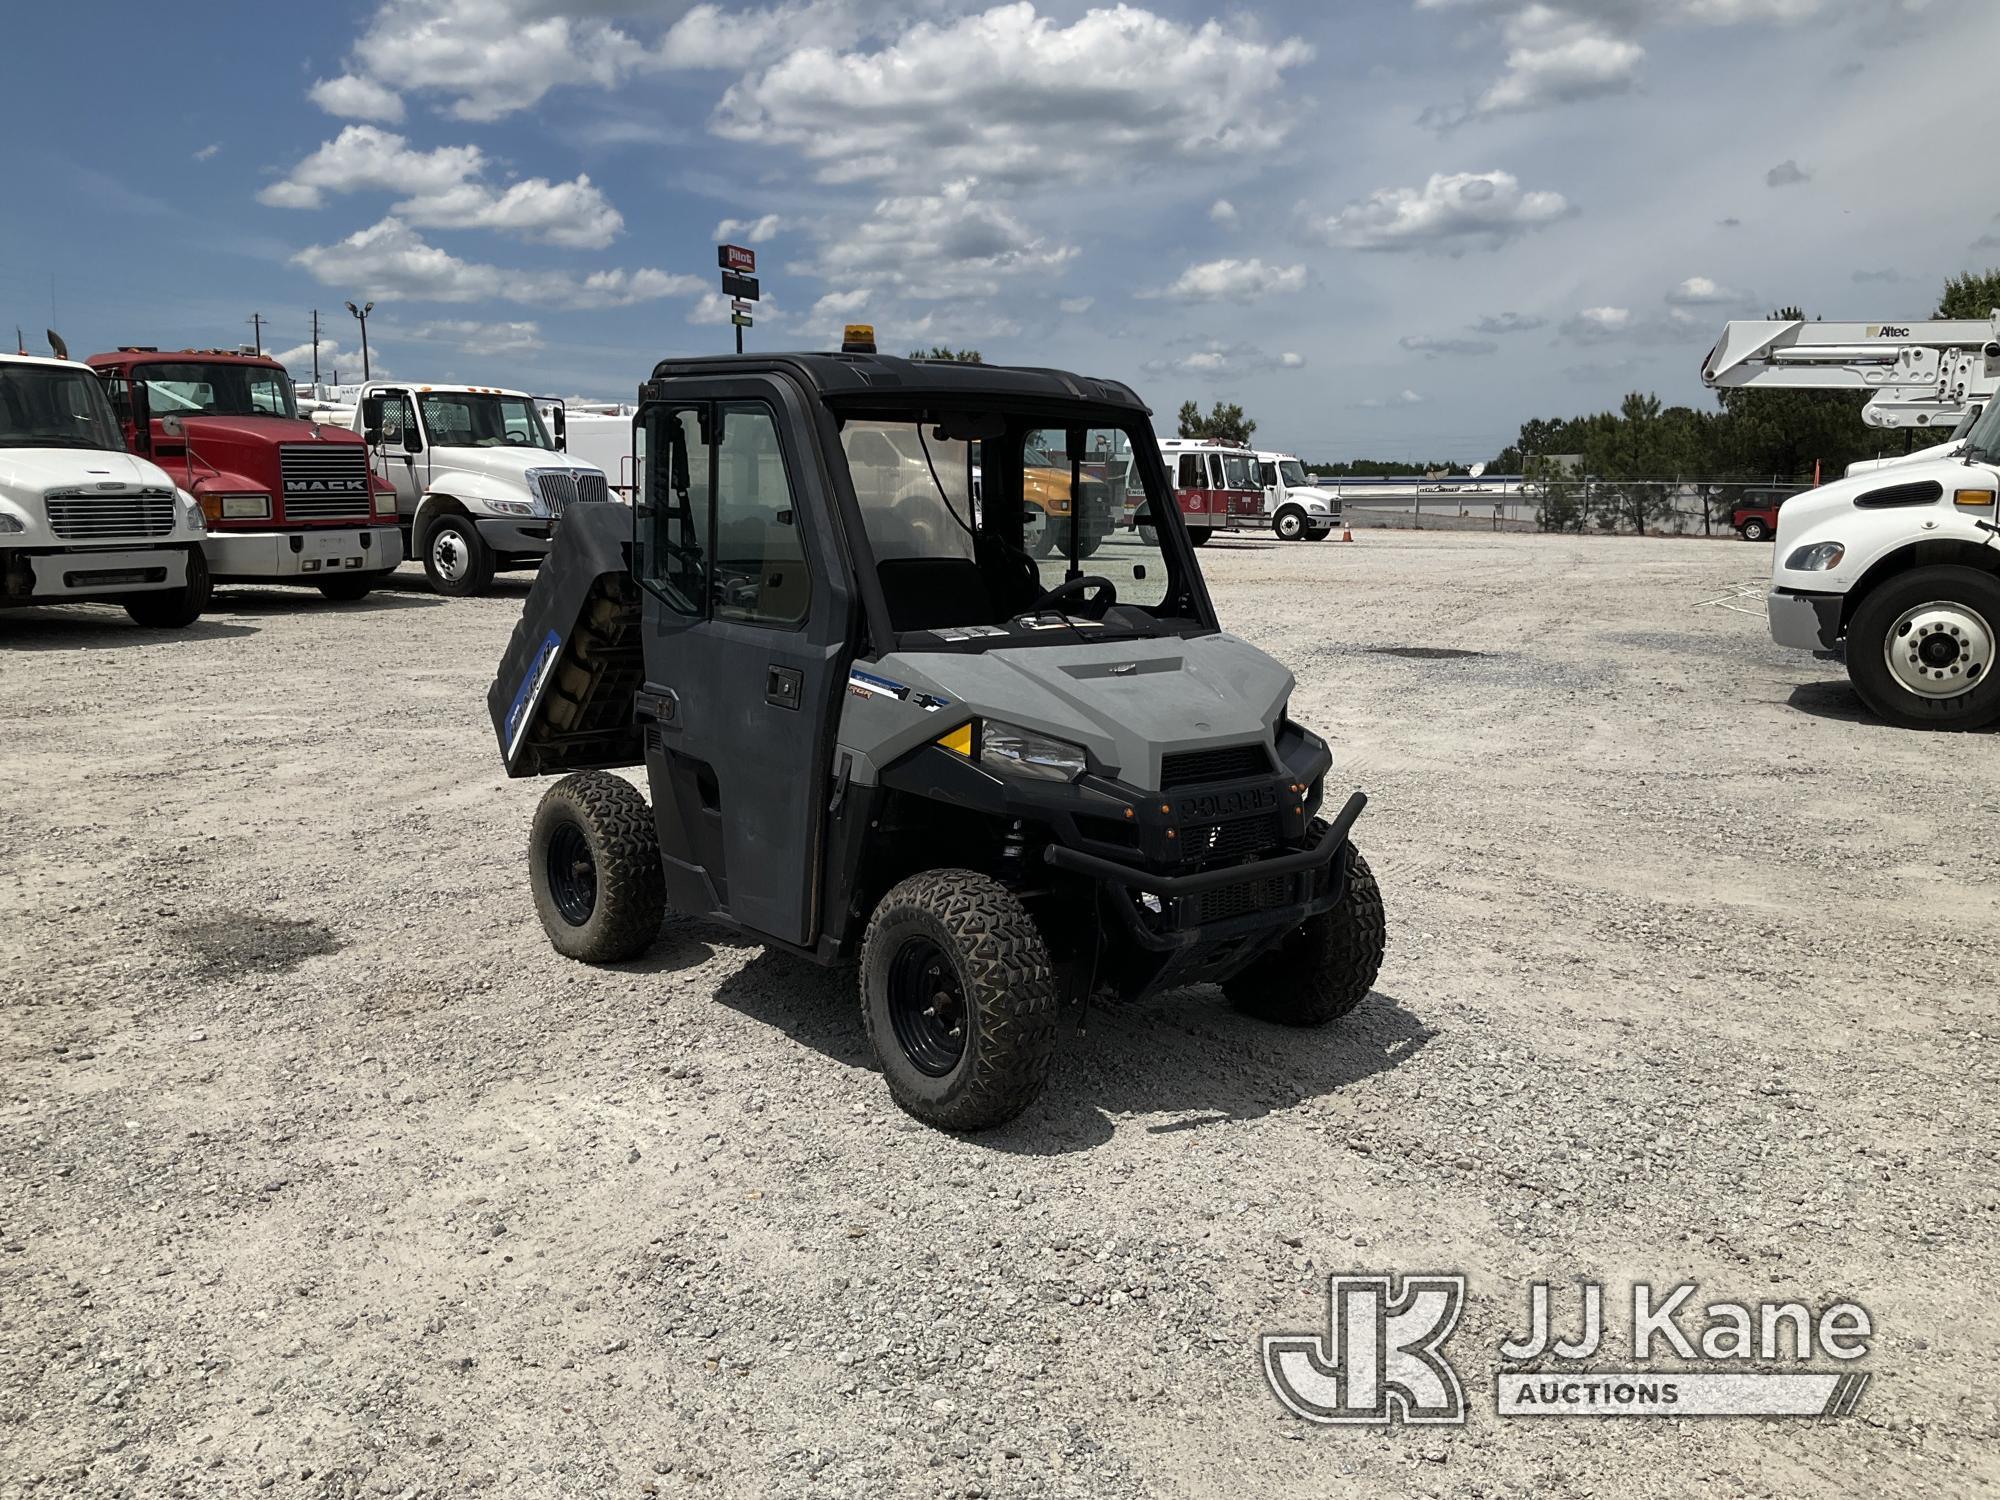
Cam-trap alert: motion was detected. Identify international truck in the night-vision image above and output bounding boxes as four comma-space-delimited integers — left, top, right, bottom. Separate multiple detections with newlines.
317, 382, 610, 596
87, 348, 401, 600
1, 352, 210, 625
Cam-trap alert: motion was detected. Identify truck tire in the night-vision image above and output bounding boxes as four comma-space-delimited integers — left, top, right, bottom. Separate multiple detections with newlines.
860, 869, 1058, 1132
1223, 842, 1384, 1027
317, 574, 377, 602
1273, 506, 1307, 541
123, 547, 210, 629
1845, 565, 2000, 730
528, 772, 666, 963
423, 512, 495, 597
1739, 518, 1771, 542
1026, 515, 1057, 558
1187, 527, 1212, 548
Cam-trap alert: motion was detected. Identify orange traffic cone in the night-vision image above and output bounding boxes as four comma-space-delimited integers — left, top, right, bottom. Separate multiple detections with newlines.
1340, 523, 1354, 543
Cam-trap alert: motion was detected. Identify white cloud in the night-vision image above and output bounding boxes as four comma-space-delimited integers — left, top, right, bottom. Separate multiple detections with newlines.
1058, 296, 1096, 314
192, 143, 220, 162
1472, 311, 1546, 334
1765, 158, 1812, 187
272, 338, 375, 380
715, 213, 784, 243
1359, 389, 1426, 408
1665, 275, 1753, 306
712, 3, 1313, 184
259, 126, 623, 249
809, 289, 873, 323
687, 290, 782, 326
1146, 257, 1308, 303
292, 217, 702, 309
348, 0, 637, 123
1280, 351, 1306, 368
1300, 171, 1572, 252
805, 178, 1074, 298
656, 2, 872, 71
1562, 305, 1635, 342
1210, 198, 1239, 226
406, 319, 546, 357
309, 73, 407, 122
1400, 335, 1500, 356
1142, 342, 1310, 381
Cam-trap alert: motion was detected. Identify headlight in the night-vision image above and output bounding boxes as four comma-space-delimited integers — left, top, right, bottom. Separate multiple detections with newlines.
978, 720, 1088, 782
486, 498, 537, 517
1786, 541, 1845, 571
374, 488, 397, 516
0, 514, 23, 535
218, 493, 270, 520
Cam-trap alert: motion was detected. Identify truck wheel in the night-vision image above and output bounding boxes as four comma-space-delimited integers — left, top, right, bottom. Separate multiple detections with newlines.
123, 547, 211, 629
1223, 843, 1384, 1026
1273, 506, 1307, 541
860, 869, 1058, 1132
1187, 527, 1212, 548
528, 772, 666, 963
317, 575, 376, 602
423, 513, 495, 596
1026, 516, 1057, 558
1739, 519, 1770, 542
1845, 565, 2000, 730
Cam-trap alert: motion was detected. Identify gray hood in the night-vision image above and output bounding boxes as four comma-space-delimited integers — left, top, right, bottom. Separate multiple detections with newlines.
847, 631, 1293, 790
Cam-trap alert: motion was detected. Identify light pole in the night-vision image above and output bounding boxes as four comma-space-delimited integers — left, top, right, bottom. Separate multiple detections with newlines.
345, 300, 374, 381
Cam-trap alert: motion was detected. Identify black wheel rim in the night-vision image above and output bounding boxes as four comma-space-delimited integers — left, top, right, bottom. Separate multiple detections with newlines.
547, 820, 597, 926
887, 937, 968, 1077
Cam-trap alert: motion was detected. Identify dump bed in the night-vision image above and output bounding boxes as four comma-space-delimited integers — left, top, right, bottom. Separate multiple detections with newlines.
487, 503, 645, 776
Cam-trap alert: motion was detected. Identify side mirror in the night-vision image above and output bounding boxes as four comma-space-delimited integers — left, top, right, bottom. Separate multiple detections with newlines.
130, 381, 154, 455
160, 414, 186, 440
361, 394, 384, 446
552, 405, 567, 452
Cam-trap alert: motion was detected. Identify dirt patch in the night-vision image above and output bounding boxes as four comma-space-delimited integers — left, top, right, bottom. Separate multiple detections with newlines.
172, 911, 344, 978
1365, 645, 1486, 660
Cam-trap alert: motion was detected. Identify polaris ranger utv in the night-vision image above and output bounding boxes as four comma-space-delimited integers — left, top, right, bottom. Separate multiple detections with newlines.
488, 346, 1384, 1130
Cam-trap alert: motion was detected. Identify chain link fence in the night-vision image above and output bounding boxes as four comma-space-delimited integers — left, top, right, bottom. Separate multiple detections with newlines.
1330, 478, 1813, 537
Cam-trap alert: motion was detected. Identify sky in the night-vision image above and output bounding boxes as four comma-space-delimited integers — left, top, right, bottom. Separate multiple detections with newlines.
3, 0, 1994, 463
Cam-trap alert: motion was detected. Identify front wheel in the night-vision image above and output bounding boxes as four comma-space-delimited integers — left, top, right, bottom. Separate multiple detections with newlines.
528, 772, 667, 962
1845, 565, 2000, 730
1273, 506, 1307, 542
317, 574, 377, 602
123, 547, 211, 629
1223, 843, 1384, 1026
423, 512, 496, 596
1187, 527, 1212, 548
860, 869, 1058, 1131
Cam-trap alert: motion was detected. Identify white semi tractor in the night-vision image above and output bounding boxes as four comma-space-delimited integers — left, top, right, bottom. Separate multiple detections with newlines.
0, 351, 210, 626
314, 383, 611, 595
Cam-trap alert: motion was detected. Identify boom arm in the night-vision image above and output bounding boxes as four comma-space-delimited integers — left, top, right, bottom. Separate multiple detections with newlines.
1701, 315, 2000, 429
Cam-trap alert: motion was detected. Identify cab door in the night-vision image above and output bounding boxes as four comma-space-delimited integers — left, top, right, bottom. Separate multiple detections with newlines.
366, 389, 428, 520
631, 376, 852, 948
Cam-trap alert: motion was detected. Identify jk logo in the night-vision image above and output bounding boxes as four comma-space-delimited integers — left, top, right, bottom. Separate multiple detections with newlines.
1262, 1274, 1468, 1425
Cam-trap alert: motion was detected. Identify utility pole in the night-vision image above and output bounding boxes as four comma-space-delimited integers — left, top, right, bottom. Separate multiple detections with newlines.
345, 300, 373, 381
248, 311, 264, 356
309, 310, 322, 386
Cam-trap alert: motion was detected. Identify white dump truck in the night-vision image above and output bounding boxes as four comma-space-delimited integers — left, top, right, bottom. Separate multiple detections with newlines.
316, 383, 611, 595
1253, 451, 1341, 541
0, 351, 210, 626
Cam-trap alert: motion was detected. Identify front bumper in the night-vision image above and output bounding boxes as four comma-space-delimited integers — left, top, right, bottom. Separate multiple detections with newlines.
1769, 587, 1843, 652
475, 516, 555, 558
205, 526, 402, 582
2, 545, 190, 601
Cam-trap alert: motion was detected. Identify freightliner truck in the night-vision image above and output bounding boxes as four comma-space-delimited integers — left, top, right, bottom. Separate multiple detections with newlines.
1, 351, 210, 626
88, 348, 401, 600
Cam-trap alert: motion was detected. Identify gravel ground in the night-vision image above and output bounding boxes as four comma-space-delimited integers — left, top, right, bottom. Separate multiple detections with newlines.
2, 530, 1995, 1499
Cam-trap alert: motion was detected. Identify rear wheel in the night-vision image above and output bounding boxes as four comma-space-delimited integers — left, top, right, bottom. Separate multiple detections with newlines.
860, 869, 1057, 1131
123, 548, 210, 629
317, 574, 377, 602
423, 512, 495, 596
1739, 518, 1771, 542
528, 772, 666, 962
1845, 565, 2000, 730
1224, 842, 1384, 1026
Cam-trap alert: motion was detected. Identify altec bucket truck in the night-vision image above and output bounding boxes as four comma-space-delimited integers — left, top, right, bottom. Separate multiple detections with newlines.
1703, 314, 2000, 729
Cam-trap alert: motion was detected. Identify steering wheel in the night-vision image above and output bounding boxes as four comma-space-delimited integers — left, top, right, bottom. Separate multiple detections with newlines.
1029, 573, 1117, 620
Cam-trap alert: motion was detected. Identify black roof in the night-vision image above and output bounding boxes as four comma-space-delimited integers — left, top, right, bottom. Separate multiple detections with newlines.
642, 352, 1149, 415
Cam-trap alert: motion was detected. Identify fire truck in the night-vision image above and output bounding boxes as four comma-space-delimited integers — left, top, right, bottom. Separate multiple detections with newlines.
87, 348, 400, 600
1152, 437, 1264, 545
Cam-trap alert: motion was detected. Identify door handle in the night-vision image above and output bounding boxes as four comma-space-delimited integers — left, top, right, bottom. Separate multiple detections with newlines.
765, 665, 803, 710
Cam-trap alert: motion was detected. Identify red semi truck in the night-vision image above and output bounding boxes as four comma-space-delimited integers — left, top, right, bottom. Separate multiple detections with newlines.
87, 348, 402, 599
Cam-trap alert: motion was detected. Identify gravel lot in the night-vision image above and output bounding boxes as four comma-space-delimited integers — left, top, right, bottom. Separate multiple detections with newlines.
3, 530, 1995, 1499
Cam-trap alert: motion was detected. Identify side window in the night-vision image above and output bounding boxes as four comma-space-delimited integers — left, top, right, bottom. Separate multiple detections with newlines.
713, 402, 809, 626
1257, 461, 1277, 489
1205, 454, 1225, 489
1178, 453, 1203, 489
378, 395, 404, 444
637, 406, 712, 617
101, 375, 131, 426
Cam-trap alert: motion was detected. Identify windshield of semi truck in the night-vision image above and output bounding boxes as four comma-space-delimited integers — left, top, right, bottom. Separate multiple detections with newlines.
0, 364, 126, 451
139, 362, 298, 420
837, 415, 1195, 636
418, 392, 555, 449
1961, 398, 2000, 464
1279, 459, 1310, 487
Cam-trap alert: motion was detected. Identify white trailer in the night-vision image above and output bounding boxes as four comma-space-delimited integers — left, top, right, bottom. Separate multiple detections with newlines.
0, 352, 210, 626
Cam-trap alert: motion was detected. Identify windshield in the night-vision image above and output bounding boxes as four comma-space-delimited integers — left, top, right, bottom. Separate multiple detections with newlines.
138, 362, 297, 419
837, 414, 1198, 639
1279, 459, 1310, 487
417, 392, 555, 449
1219, 452, 1256, 490
0, 364, 126, 451
1951, 403, 1985, 444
